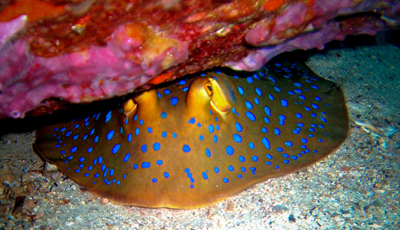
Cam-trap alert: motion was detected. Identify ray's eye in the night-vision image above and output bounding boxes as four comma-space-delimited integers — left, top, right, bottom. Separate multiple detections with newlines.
123, 99, 137, 116
133, 94, 141, 102
205, 83, 213, 96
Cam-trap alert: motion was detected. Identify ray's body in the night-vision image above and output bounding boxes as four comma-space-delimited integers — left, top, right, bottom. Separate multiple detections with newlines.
36, 60, 348, 208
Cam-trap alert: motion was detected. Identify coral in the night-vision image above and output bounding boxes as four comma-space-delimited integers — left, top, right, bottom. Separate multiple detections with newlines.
0, 0, 399, 118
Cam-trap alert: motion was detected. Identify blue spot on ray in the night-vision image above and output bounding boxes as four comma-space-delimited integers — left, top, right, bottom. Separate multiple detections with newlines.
274, 128, 281, 136
246, 111, 256, 121
262, 137, 271, 149
202, 172, 208, 180
112, 144, 120, 154
278, 115, 286, 126
264, 106, 271, 116
106, 130, 114, 141
236, 122, 242, 132
248, 142, 255, 149
153, 143, 161, 151
281, 99, 288, 107
245, 101, 253, 110
255, 87, 262, 96
233, 134, 242, 143
206, 148, 211, 157
226, 146, 234, 155
238, 86, 244, 95
164, 172, 169, 178
183, 145, 191, 153
170, 97, 178, 106
142, 162, 150, 168
105, 111, 112, 123
124, 153, 130, 162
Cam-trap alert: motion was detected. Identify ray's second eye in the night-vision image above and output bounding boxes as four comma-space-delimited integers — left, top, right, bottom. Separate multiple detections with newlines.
205, 83, 213, 96
133, 93, 141, 102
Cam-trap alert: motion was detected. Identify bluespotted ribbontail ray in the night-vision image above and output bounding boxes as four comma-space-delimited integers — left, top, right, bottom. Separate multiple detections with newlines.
35, 59, 349, 209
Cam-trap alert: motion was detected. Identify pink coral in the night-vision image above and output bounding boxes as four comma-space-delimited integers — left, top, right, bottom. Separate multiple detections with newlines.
0, 0, 399, 118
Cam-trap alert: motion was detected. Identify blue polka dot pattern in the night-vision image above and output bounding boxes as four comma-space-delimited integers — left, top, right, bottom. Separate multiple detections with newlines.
35, 59, 348, 209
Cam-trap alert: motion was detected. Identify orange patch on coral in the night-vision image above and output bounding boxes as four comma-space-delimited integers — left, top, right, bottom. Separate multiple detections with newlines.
0, 0, 65, 22
125, 22, 148, 45
262, 0, 286, 11
75, 15, 91, 27
149, 71, 173, 85
186, 12, 206, 23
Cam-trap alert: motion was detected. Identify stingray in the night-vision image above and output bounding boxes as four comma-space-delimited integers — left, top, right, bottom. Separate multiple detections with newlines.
35, 59, 348, 209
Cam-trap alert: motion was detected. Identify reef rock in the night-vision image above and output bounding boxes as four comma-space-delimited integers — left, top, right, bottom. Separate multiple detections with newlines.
0, 0, 399, 118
